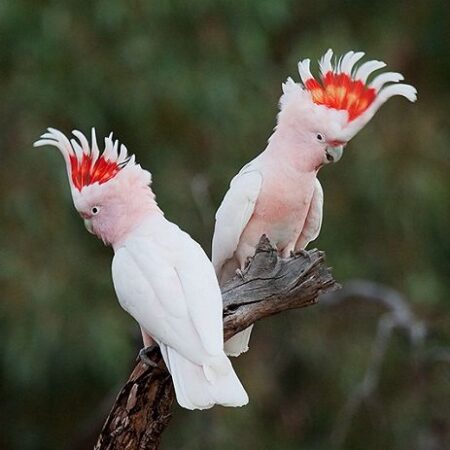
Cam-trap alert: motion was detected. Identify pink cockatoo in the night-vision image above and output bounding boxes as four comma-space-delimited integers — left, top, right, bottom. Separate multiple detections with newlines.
34, 128, 248, 410
212, 49, 417, 356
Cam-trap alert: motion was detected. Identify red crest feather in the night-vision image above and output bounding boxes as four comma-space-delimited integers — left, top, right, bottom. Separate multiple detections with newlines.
34, 128, 133, 191
296, 49, 417, 124
305, 73, 376, 121
69, 154, 121, 191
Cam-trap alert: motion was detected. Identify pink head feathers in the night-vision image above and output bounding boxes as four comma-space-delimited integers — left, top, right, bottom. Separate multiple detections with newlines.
34, 128, 157, 246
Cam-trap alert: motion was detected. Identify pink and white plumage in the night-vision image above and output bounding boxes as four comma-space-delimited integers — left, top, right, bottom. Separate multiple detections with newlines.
34, 128, 248, 410
212, 49, 417, 356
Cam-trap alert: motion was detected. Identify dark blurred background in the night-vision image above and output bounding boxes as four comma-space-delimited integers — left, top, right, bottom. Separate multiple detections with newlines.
1, 1, 449, 449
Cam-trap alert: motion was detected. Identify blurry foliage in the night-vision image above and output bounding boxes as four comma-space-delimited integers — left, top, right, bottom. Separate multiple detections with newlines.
0, 0, 449, 449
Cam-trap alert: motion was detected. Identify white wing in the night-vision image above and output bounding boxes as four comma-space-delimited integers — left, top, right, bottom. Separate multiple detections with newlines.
172, 230, 225, 355
295, 178, 324, 250
212, 167, 263, 274
112, 230, 224, 362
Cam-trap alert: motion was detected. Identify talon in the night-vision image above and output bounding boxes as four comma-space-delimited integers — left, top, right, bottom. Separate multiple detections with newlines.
295, 249, 310, 259
235, 268, 245, 281
137, 345, 159, 368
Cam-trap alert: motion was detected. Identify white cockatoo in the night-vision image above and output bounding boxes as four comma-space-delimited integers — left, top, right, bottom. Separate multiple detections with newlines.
34, 128, 248, 410
212, 49, 417, 356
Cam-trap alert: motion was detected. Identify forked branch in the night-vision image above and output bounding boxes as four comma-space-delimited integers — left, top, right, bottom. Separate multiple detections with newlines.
95, 236, 339, 450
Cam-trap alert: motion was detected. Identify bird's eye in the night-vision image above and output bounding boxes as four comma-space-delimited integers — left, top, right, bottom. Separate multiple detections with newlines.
316, 133, 325, 142
91, 206, 100, 215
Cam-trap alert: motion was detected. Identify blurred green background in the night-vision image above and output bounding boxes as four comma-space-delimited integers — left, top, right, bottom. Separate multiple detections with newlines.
1, 0, 449, 449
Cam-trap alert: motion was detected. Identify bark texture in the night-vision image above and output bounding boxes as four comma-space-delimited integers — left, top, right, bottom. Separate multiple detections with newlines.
95, 236, 339, 450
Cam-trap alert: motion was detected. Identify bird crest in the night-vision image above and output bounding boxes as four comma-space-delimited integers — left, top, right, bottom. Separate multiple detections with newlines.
288, 49, 417, 138
34, 128, 135, 191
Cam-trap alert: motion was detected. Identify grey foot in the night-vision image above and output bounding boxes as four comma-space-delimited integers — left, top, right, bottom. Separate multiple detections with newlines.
235, 268, 245, 281
235, 257, 253, 280
137, 345, 159, 368
294, 249, 310, 259
244, 255, 253, 269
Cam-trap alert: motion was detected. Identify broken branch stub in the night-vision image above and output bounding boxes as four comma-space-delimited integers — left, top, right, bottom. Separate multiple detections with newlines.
222, 235, 339, 340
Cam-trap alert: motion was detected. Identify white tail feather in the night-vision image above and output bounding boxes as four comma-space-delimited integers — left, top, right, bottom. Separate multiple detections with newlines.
160, 344, 248, 410
224, 325, 253, 357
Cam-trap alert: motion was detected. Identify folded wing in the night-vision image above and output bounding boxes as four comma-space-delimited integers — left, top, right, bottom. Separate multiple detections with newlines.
212, 168, 263, 276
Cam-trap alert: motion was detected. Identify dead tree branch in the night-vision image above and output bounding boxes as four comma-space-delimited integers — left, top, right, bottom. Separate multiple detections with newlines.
94, 236, 339, 450
322, 280, 426, 449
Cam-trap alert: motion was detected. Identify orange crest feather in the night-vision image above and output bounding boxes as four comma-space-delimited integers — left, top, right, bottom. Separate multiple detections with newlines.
305, 73, 376, 121
296, 49, 417, 126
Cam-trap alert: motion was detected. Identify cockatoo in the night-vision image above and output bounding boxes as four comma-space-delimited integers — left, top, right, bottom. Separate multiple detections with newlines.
34, 128, 248, 410
212, 49, 417, 356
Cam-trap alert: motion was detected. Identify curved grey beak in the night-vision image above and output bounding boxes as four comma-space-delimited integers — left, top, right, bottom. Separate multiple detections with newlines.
84, 218, 94, 234
325, 145, 344, 163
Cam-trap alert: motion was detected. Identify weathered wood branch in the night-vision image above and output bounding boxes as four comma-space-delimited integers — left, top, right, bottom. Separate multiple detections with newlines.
94, 236, 339, 450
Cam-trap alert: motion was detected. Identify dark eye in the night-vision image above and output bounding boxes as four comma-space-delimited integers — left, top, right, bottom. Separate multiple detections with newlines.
316, 133, 325, 142
91, 206, 100, 215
